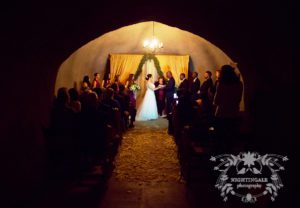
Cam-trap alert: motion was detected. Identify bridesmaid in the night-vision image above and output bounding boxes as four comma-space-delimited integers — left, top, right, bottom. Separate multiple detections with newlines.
125, 74, 137, 127
92, 73, 101, 89
101, 73, 111, 88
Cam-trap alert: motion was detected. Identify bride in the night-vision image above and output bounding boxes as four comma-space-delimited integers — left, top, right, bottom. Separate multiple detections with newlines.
136, 74, 163, 121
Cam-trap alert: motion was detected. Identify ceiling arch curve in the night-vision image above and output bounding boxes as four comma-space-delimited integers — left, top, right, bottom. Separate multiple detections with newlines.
56, 21, 241, 92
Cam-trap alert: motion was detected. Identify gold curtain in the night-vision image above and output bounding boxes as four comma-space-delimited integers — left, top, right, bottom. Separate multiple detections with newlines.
110, 54, 189, 107
110, 54, 143, 83
110, 54, 189, 84
156, 55, 189, 86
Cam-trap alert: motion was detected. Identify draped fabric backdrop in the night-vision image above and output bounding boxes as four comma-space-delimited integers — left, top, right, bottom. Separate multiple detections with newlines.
110, 54, 189, 107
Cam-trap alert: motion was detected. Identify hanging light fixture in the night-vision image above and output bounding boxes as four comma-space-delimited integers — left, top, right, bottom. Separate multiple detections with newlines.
143, 21, 163, 53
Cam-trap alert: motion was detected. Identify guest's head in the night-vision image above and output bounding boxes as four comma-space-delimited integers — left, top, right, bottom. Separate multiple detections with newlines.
93, 87, 102, 100
82, 82, 89, 91
192, 72, 198, 79
204, 71, 212, 80
86, 91, 98, 109
119, 84, 125, 93
68, 88, 79, 101
111, 83, 119, 92
180, 73, 186, 81
94, 73, 100, 80
145, 74, 152, 81
56, 87, 70, 106
219, 65, 240, 84
105, 88, 114, 99
166, 71, 173, 79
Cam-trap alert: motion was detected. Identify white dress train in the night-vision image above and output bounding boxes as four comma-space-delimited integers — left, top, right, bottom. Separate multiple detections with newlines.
136, 82, 158, 121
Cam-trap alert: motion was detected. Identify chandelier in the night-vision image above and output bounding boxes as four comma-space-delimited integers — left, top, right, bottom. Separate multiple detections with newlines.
143, 21, 163, 53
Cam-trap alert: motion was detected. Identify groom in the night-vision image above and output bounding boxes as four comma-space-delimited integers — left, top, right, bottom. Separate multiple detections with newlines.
165, 71, 175, 115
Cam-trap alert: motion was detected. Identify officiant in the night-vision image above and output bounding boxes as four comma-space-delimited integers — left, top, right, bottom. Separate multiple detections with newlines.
165, 71, 175, 114
164, 71, 175, 135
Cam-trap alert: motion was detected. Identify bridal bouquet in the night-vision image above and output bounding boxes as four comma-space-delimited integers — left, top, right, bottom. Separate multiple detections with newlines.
129, 83, 140, 92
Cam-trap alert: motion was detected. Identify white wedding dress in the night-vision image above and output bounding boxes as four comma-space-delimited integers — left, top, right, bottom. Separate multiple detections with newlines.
136, 82, 158, 121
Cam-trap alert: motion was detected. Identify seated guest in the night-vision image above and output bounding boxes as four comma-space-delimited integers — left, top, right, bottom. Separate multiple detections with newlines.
112, 84, 129, 128
119, 84, 130, 112
51, 87, 75, 132
68, 88, 81, 113
92, 72, 101, 89
49, 88, 79, 176
93, 87, 103, 103
79, 92, 106, 165
190, 71, 201, 103
111, 83, 125, 113
155, 77, 166, 116
102, 88, 121, 110
79, 88, 90, 114
119, 84, 131, 129
100, 88, 122, 132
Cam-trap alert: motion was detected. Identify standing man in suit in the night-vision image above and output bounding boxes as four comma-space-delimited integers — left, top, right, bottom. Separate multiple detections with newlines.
199, 71, 214, 101
178, 73, 189, 95
164, 71, 175, 135
165, 71, 175, 115
190, 71, 201, 103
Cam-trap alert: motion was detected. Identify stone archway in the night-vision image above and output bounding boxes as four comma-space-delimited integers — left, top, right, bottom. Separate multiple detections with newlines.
55, 21, 244, 111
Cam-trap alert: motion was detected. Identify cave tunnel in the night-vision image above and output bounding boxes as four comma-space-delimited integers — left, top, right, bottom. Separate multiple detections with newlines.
2, 1, 299, 207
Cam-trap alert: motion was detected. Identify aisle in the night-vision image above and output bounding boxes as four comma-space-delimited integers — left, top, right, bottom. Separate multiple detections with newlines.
100, 118, 188, 208
114, 118, 181, 182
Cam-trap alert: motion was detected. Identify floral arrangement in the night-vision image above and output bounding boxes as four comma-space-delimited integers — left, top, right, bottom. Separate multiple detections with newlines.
129, 83, 140, 92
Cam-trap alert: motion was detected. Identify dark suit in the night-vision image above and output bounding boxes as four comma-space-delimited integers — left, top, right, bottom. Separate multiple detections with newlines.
199, 78, 213, 101
191, 78, 200, 101
165, 77, 175, 114
178, 79, 189, 96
